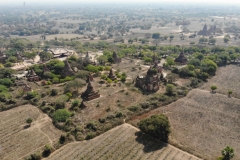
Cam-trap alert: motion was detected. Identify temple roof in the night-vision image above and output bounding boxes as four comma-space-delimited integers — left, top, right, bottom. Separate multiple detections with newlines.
175, 51, 188, 64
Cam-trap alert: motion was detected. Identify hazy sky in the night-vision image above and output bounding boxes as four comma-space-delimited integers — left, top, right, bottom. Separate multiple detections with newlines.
1, 0, 240, 4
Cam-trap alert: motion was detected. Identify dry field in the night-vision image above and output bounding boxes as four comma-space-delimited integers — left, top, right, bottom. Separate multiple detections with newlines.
0, 105, 63, 160
47, 123, 201, 160
129, 89, 240, 160
201, 65, 240, 98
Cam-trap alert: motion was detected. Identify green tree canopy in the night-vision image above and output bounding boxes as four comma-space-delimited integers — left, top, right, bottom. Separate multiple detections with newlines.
138, 114, 170, 142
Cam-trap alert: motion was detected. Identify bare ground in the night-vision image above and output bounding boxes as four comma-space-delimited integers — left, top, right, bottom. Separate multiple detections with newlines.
129, 89, 240, 160
0, 105, 63, 160
46, 123, 201, 160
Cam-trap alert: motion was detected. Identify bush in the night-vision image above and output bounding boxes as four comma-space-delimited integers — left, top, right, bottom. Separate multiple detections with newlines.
166, 84, 175, 95
72, 99, 80, 108
128, 105, 141, 112
25, 91, 38, 100
50, 89, 58, 96
0, 78, 13, 87
42, 144, 53, 157
138, 114, 170, 142
28, 152, 42, 160
115, 111, 123, 118
52, 109, 72, 122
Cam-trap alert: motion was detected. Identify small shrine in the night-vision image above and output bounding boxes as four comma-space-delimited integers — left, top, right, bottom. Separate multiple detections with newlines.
108, 68, 117, 80
81, 81, 100, 101
26, 69, 40, 81
61, 60, 75, 77
42, 63, 50, 77
0, 51, 7, 63
174, 51, 188, 65
15, 51, 23, 61
113, 52, 121, 64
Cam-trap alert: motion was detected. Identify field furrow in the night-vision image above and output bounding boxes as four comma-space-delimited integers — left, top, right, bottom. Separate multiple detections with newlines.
47, 124, 200, 160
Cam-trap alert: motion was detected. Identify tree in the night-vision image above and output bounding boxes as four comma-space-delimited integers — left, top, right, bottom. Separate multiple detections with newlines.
24, 52, 37, 61
224, 37, 230, 43
26, 118, 33, 127
221, 146, 235, 160
52, 109, 72, 122
138, 114, 170, 142
166, 57, 175, 67
39, 51, 53, 62
166, 84, 175, 95
210, 85, 217, 92
201, 59, 217, 75
152, 33, 160, 39
209, 38, 217, 45
97, 55, 108, 65
228, 90, 233, 97
64, 78, 86, 93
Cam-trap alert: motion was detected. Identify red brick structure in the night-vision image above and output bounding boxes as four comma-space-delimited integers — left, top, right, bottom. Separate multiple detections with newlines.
26, 69, 40, 81
113, 51, 121, 64
174, 51, 188, 65
0, 51, 7, 64
61, 60, 75, 77
86, 73, 94, 83
135, 66, 161, 92
81, 81, 100, 101
108, 68, 117, 80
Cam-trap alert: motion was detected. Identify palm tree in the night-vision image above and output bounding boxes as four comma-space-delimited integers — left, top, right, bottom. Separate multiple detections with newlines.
221, 146, 235, 160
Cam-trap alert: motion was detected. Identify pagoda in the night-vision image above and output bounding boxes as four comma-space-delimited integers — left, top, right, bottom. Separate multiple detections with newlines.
174, 51, 188, 65
26, 69, 40, 81
108, 68, 117, 80
0, 50, 7, 63
86, 73, 94, 83
61, 60, 75, 77
81, 81, 100, 101
112, 51, 121, 64
15, 51, 22, 61
42, 63, 50, 77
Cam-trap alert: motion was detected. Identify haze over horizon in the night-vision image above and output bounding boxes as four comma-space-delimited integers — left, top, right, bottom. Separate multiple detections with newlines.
1, 0, 240, 5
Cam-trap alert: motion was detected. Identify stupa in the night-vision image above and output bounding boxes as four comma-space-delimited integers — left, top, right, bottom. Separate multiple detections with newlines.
81, 81, 100, 101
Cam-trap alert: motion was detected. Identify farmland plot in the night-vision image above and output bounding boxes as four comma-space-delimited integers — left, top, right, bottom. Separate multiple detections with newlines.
130, 89, 240, 160
0, 105, 62, 160
201, 65, 240, 98
47, 123, 200, 160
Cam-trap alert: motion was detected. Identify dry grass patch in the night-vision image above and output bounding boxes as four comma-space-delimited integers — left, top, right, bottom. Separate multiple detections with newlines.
201, 65, 240, 98
0, 105, 63, 160
47, 123, 200, 160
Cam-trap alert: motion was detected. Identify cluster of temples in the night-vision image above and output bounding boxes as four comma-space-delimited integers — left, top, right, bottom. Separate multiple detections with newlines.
198, 24, 217, 36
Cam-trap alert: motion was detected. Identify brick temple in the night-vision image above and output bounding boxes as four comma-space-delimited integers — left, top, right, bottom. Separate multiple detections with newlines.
81, 81, 100, 101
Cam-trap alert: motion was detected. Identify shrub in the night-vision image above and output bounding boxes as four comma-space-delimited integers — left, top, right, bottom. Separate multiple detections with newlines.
28, 152, 42, 160
210, 85, 217, 92
115, 111, 123, 118
0, 78, 13, 87
50, 89, 58, 96
72, 99, 80, 107
107, 78, 112, 83
52, 77, 59, 84
101, 74, 107, 80
166, 84, 175, 95
85, 132, 96, 140
138, 114, 170, 142
42, 144, 53, 157
25, 91, 38, 100
52, 109, 72, 122
26, 118, 33, 124
128, 105, 141, 112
